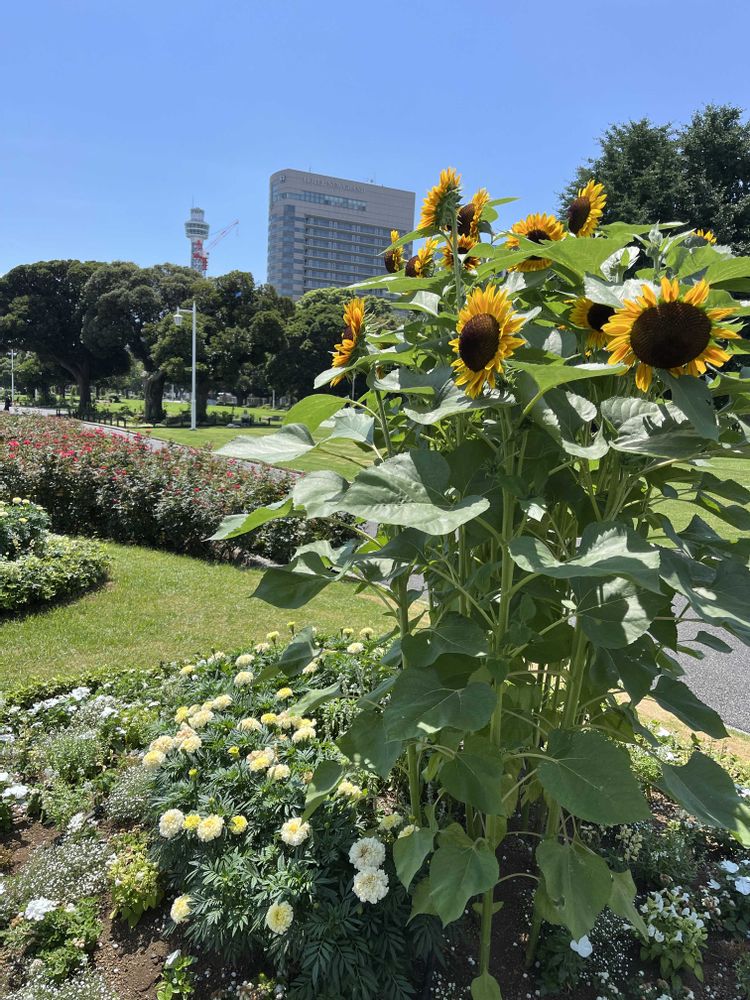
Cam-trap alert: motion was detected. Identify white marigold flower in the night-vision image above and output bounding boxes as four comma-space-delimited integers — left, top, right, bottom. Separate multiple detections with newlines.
352, 867, 389, 904
268, 763, 291, 782
149, 735, 175, 754
174, 706, 191, 723
265, 901, 293, 935
292, 726, 316, 744
211, 694, 233, 711
342, 627, 354, 638
294, 716, 316, 730
178, 734, 202, 754
349, 837, 386, 871
234, 671, 255, 687
142, 750, 165, 770
398, 824, 418, 839
159, 809, 185, 839
280, 817, 310, 847
170, 894, 191, 923
196, 814, 224, 842
266, 631, 281, 643
255, 642, 272, 653
302, 661, 318, 675
187, 709, 214, 730
337, 780, 365, 801
346, 642, 365, 655
235, 653, 255, 668
275, 687, 293, 701
238, 717, 262, 732
247, 748, 276, 772
275, 712, 295, 730
379, 813, 403, 832
359, 628, 374, 639
179, 664, 197, 676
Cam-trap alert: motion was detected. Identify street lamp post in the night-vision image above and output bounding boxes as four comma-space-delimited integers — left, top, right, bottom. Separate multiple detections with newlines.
173, 301, 197, 431
9, 350, 15, 410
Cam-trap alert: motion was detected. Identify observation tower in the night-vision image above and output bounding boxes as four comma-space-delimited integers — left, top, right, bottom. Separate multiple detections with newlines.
185, 207, 210, 275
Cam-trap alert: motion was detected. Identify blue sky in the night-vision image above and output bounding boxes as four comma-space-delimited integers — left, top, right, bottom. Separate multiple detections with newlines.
2, 0, 748, 282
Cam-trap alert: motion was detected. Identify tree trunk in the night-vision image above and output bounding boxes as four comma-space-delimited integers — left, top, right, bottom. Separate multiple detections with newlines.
143, 370, 166, 424
74, 368, 92, 413
196, 384, 209, 424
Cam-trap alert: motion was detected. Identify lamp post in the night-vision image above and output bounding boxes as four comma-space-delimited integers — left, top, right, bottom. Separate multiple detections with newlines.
173, 301, 197, 431
9, 350, 15, 410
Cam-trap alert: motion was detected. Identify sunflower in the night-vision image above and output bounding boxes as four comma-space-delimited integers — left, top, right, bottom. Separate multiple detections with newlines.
441, 235, 480, 273
419, 168, 462, 230
566, 179, 606, 237
449, 285, 527, 397
331, 297, 366, 386
694, 228, 717, 245
505, 213, 566, 272
405, 239, 439, 278
569, 296, 616, 353
457, 188, 490, 242
603, 277, 740, 392
384, 230, 404, 273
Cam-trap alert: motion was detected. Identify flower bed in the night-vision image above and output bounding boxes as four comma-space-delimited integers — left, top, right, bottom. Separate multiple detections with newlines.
0, 417, 351, 565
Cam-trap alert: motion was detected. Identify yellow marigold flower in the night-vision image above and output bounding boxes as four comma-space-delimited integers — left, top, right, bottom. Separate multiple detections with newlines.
384, 230, 404, 273
180, 664, 196, 676
260, 712, 278, 726
228, 815, 248, 835
342, 627, 354, 638
398, 824, 418, 839
359, 628, 374, 639
449, 285, 527, 398
228, 745, 240, 758
603, 277, 741, 392
187, 769, 198, 781
419, 167, 462, 229
405, 238, 439, 278
265, 901, 294, 935
196, 814, 224, 842
235, 653, 255, 668
287, 621, 296, 633
337, 779, 365, 801
331, 298, 366, 386
174, 706, 190, 724
569, 297, 616, 354
275, 687, 293, 701
505, 212, 566, 271
694, 228, 717, 244
183, 812, 201, 830
566, 179, 606, 237
247, 748, 276, 771
379, 813, 403, 831
142, 750, 165, 770
292, 725, 316, 744
170, 894, 191, 924
266, 631, 280, 643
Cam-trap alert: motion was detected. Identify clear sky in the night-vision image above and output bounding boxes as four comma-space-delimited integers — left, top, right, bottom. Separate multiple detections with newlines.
2, 0, 748, 282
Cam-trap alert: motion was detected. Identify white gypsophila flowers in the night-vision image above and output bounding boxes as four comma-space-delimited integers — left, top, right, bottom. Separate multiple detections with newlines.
234, 671, 254, 687
349, 837, 386, 871
280, 817, 310, 847
196, 814, 224, 842
159, 809, 186, 839
352, 867, 389, 904
346, 642, 365, 655
170, 894, 191, 923
265, 900, 294, 935
24, 897, 58, 921
235, 653, 255, 668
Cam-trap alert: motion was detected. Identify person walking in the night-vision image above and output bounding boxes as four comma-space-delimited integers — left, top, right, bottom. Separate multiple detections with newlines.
3, 395, 10, 412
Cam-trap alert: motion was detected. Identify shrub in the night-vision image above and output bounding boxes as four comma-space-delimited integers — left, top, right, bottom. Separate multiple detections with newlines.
105, 764, 156, 824
0, 534, 108, 612
5, 968, 119, 1000
638, 887, 711, 986
0, 417, 352, 564
107, 832, 163, 927
0, 497, 49, 559
3, 895, 101, 983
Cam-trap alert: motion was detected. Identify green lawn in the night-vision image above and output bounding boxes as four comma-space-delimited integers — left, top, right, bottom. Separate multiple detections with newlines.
0, 543, 387, 687
95, 399, 287, 421
657, 456, 749, 542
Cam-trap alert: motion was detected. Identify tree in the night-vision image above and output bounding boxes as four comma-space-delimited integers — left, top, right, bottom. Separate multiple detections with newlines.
0, 260, 130, 410
560, 105, 750, 252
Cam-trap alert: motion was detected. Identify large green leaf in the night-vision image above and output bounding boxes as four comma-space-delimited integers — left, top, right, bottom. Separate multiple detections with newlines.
403, 378, 506, 425
650, 676, 727, 738
439, 736, 507, 816
659, 752, 750, 845
703, 257, 750, 289
576, 577, 665, 649
302, 760, 343, 820
291, 471, 348, 516
384, 661, 496, 739
507, 358, 626, 399
289, 681, 341, 718
608, 869, 647, 936
536, 840, 611, 939
540, 231, 638, 277
252, 565, 331, 609
471, 974, 503, 1000
393, 827, 435, 890
401, 612, 489, 667
336, 710, 404, 777
428, 824, 499, 926
338, 451, 490, 535
538, 729, 650, 825
217, 423, 316, 463
255, 626, 319, 681
327, 409, 375, 445
509, 522, 661, 593
660, 372, 719, 441
283, 394, 347, 431
208, 497, 293, 540
660, 549, 750, 644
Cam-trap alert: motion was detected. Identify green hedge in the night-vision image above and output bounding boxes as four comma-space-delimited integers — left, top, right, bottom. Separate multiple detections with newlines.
0, 535, 109, 613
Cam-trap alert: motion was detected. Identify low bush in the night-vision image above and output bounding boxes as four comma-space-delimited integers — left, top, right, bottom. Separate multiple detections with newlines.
0, 497, 49, 559
0, 416, 352, 564
0, 534, 108, 613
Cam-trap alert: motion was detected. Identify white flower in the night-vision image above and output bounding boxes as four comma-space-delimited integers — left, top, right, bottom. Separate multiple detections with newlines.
398, 824, 417, 839
720, 860, 740, 874
238, 717, 262, 732
292, 726, 316, 744
234, 671, 254, 687
196, 814, 224, 842
211, 695, 233, 711
247, 748, 275, 772
142, 750, 165, 770
67, 812, 88, 833
280, 817, 310, 847
69, 687, 91, 702
255, 642, 271, 653
235, 653, 255, 668
735, 876, 750, 896
337, 779, 365, 801
346, 642, 365, 655
2, 783, 29, 799
359, 628, 374, 639
187, 709, 214, 729
570, 936, 592, 958
265, 901, 294, 935
149, 735, 175, 754
24, 897, 58, 921
267, 764, 291, 782
349, 837, 386, 871
170, 894, 191, 923
708, 879, 721, 890
159, 809, 186, 839
352, 867, 389, 904
379, 813, 403, 832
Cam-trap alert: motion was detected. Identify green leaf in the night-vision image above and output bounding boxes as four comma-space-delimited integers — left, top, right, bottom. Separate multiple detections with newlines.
471, 973, 503, 1000
576, 577, 665, 649
327, 409, 375, 445
538, 729, 650, 825
694, 630, 732, 654
302, 760, 343, 820
338, 450, 490, 535
403, 378, 506, 425
384, 661, 496, 739
337, 710, 404, 777
283, 394, 347, 431
659, 752, 750, 845
252, 566, 331, 609
536, 840, 611, 939
409, 877, 438, 920
650, 676, 727, 739
439, 736, 507, 816
289, 681, 341, 718
401, 612, 489, 667
217, 424, 316, 464
660, 372, 719, 441
292, 471, 348, 516
208, 498, 293, 540
703, 257, 750, 289
540, 231, 638, 277
608, 869, 647, 936
393, 827, 435, 889
507, 358, 627, 399
509, 522, 662, 593
429, 824, 499, 926
272, 626, 318, 677
660, 549, 750, 644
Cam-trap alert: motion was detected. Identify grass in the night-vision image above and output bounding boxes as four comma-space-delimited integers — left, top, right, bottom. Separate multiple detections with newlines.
91, 399, 287, 420
0, 542, 388, 687
656, 455, 748, 542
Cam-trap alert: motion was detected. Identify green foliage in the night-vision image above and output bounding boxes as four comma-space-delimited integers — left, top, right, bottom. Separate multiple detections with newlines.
107, 832, 163, 927
0, 497, 49, 559
638, 887, 709, 987
0, 531, 108, 613
157, 950, 195, 999
3, 896, 101, 983
736, 951, 750, 999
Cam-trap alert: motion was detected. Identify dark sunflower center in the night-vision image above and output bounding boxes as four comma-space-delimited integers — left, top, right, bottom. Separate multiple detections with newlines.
405, 255, 420, 277
457, 204, 475, 236
384, 248, 399, 273
567, 196, 591, 235
342, 324, 357, 343
629, 301, 712, 369
587, 303, 615, 332
458, 314, 501, 372
526, 228, 550, 245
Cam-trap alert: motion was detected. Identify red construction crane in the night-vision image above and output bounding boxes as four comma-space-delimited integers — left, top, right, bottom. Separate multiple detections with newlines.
191, 219, 239, 275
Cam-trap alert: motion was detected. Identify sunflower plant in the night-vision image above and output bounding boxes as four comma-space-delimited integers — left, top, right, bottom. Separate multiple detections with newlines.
215, 169, 750, 999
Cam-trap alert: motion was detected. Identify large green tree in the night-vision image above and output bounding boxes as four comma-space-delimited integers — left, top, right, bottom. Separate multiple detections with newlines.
0, 260, 130, 410
561, 104, 750, 252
